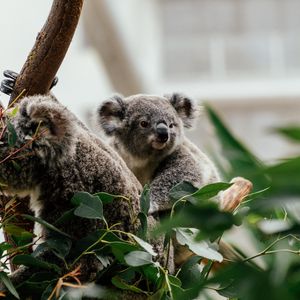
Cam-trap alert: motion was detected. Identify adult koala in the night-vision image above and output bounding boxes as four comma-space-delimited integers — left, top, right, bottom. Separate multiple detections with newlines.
0, 94, 142, 295
97, 93, 220, 214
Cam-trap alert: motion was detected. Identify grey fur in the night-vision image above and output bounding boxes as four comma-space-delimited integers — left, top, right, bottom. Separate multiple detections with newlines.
0, 95, 142, 289
97, 93, 220, 214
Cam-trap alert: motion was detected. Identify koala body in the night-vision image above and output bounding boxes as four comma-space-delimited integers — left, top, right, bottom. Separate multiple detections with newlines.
0, 95, 142, 289
97, 93, 220, 214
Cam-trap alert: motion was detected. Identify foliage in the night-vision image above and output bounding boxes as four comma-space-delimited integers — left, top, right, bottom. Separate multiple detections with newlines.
1, 105, 300, 299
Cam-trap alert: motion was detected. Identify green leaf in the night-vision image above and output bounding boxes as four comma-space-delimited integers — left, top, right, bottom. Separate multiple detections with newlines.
41, 283, 56, 300
175, 228, 223, 262
0, 242, 12, 252
7, 122, 18, 147
169, 181, 198, 201
3, 224, 34, 239
264, 157, 300, 195
94, 192, 118, 205
12, 254, 61, 273
124, 251, 153, 267
72, 192, 104, 220
0, 271, 20, 299
111, 276, 147, 294
274, 126, 300, 142
205, 104, 268, 189
141, 264, 161, 285
189, 182, 232, 205
109, 241, 139, 262
21, 214, 71, 238
137, 212, 148, 240
93, 252, 111, 268
46, 236, 72, 259
132, 234, 157, 256
154, 205, 236, 240
258, 220, 292, 235
7, 106, 19, 118
54, 208, 76, 226
177, 255, 202, 289
166, 274, 185, 299
140, 185, 150, 214
72, 230, 121, 258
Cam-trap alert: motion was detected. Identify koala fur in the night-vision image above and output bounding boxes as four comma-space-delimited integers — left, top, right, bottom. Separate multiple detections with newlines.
97, 93, 220, 214
0, 95, 142, 292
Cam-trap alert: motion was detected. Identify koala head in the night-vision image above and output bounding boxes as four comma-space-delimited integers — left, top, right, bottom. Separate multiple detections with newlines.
0, 95, 76, 192
97, 93, 198, 160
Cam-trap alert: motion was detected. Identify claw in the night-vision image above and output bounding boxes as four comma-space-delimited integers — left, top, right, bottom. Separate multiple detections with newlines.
0, 79, 15, 95
1, 70, 58, 96
50, 76, 58, 90
3, 70, 18, 80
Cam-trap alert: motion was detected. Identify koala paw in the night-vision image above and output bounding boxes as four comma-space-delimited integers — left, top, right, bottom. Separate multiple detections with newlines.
0, 70, 18, 95
0, 70, 58, 96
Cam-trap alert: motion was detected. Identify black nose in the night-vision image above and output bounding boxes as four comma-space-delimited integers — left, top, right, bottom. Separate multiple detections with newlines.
156, 123, 169, 143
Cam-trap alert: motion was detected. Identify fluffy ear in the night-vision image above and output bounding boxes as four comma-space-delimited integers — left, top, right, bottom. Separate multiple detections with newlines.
13, 96, 76, 164
97, 94, 126, 135
166, 93, 198, 128
22, 97, 72, 142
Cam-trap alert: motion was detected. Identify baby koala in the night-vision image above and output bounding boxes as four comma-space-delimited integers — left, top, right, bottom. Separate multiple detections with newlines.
96, 93, 220, 214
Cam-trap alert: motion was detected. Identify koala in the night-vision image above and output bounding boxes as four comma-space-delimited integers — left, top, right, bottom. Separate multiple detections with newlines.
0, 95, 142, 295
97, 93, 220, 214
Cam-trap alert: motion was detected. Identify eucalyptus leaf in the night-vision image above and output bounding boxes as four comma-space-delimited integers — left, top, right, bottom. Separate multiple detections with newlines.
169, 181, 198, 201
46, 236, 72, 259
124, 250, 153, 267
3, 224, 34, 239
94, 192, 118, 205
22, 214, 71, 238
177, 255, 202, 289
12, 254, 61, 273
140, 185, 150, 214
189, 182, 232, 204
205, 104, 268, 189
132, 234, 157, 256
175, 228, 223, 262
111, 276, 146, 293
274, 126, 300, 142
137, 212, 148, 240
7, 122, 17, 147
0, 271, 20, 299
258, 220, 292, 235
93, 251, 112, 268
72, 192, 104, 220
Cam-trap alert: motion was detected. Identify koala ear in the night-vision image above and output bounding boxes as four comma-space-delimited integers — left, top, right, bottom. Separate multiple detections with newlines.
97, 95, 126, 135
16, 96, 76, 163
166, 93, 198, 128
23, 97, 72, 142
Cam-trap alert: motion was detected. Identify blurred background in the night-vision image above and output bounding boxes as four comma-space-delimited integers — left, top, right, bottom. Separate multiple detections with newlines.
1, 2, 300, 298
1, 0, 300, 163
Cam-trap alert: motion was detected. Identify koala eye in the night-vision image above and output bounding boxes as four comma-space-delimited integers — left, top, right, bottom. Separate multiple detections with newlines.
140, 121, 149, 128
169, 123, 175, 128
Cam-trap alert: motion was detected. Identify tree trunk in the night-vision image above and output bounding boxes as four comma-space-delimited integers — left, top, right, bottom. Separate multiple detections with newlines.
10, 0, 83, 102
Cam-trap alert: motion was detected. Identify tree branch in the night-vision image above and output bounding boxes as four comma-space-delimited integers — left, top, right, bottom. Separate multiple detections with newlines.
10, 0, 83, 102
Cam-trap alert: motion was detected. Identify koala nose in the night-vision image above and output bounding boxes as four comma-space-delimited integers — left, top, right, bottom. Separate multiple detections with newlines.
156, 123, 169, 143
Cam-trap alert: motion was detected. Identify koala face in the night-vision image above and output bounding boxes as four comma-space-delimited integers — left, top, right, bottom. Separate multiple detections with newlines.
98, 93, 197, 160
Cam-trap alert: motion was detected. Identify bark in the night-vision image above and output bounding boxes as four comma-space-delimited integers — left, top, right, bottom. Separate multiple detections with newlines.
10, 0, 83, 102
